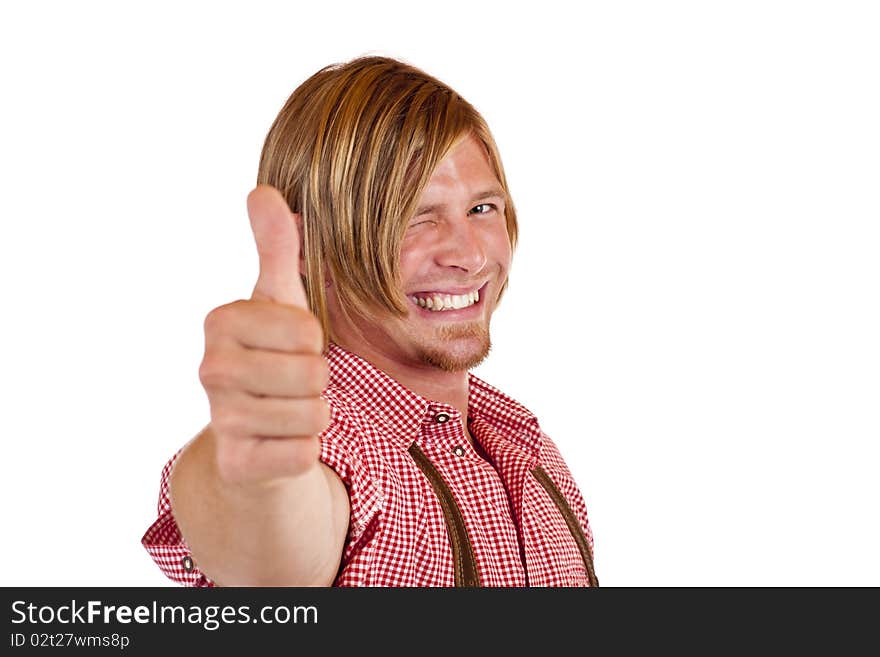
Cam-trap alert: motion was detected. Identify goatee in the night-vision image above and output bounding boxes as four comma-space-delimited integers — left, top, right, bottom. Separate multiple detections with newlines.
416, 322, 491, 372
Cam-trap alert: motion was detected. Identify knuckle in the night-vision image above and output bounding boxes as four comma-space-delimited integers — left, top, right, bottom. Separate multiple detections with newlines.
289, 436, 321, 473
306, 398, 331, 433
204, 300, 249, 336
319, 399, 331, 427
303, 356, 329, 392
214, 440, 249, 483
211, 406, 247, 437
198, 357, 215, 387
199, 354, 236, 390
294, 310, 324, 351
203, 305, 228, 335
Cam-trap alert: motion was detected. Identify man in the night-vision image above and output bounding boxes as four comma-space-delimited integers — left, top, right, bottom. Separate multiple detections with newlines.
142, 56, 598, 587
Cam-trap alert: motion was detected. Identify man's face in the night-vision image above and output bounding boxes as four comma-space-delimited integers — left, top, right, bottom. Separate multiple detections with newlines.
331, 134, 512, 372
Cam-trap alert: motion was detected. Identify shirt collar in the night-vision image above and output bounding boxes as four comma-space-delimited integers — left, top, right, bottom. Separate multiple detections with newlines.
467, 373, 544, 456
326, 342, 543, 456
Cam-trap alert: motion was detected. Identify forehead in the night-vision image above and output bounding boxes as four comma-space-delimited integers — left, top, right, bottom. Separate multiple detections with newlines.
422, 135, 500, 193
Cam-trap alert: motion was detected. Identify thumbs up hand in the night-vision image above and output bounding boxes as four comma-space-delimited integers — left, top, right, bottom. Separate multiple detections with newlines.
199, 185, 330, 485
248, 185, 311, 307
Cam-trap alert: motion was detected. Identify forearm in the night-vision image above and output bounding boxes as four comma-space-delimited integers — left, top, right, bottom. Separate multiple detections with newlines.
168, 425, 349, 586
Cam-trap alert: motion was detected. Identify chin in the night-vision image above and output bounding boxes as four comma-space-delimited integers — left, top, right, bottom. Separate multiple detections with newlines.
415, 322, 492, 372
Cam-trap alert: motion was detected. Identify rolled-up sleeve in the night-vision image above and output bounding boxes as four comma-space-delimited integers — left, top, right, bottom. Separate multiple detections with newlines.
317, 399, 383, 546
141, 451, 214, 587
142, 393, 382, 586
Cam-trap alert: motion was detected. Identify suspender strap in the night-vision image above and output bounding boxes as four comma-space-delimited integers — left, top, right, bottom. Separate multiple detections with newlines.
408, 443, 481, 587
532, 465, 599, 587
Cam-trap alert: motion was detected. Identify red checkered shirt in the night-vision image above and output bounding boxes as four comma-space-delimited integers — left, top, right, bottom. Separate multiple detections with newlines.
142, 343, 597, 586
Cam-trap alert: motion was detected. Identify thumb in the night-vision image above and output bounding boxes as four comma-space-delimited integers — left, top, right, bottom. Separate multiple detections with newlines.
248, 185, 309, 307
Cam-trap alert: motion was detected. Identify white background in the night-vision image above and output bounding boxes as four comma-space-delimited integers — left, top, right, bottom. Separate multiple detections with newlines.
1, 1, 877, 587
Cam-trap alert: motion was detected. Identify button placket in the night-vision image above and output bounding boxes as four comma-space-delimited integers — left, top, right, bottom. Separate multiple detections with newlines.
424, 408, 480, 463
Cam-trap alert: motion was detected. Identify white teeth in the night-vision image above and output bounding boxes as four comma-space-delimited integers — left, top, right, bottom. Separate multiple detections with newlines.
411, 289, 481, 312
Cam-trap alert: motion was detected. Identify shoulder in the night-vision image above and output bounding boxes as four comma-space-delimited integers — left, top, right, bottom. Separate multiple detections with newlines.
320, 382, 395, 445
318, 383, 388, 541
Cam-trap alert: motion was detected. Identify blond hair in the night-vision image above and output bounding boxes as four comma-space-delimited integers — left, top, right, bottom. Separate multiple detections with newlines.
257, 56, 518, 346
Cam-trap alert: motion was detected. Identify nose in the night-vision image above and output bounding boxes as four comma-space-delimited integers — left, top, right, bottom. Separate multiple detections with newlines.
433, 218, 487, 274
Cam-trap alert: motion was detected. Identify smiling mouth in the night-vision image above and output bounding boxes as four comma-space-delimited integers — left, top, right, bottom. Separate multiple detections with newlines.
409, 284, 485, 312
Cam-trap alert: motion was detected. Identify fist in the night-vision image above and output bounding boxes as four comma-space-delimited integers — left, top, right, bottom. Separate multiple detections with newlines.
199, 185, 330, 484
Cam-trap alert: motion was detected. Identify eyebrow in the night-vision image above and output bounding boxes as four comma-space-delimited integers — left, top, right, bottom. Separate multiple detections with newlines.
414, 188, 508, 216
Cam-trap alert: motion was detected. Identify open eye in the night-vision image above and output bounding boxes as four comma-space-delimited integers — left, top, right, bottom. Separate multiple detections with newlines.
469, 203, 497, 216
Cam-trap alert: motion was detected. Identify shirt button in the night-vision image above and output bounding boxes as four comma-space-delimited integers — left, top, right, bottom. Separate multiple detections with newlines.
181, 555, 194, 573
452, 446, 465, 457
434, 413, 450, 424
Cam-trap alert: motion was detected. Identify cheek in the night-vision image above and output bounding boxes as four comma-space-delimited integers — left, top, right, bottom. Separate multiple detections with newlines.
398, 239, 433, 282
487, 225, 513, 270
399, 223, 512, 278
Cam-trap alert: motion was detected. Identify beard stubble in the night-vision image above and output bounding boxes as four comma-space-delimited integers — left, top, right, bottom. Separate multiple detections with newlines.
414, 321, 492, 372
